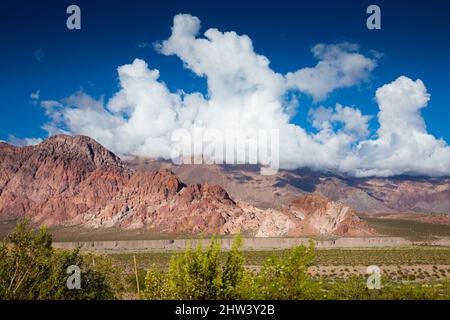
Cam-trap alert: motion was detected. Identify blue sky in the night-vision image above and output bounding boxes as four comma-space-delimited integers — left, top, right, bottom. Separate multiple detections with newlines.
0, 0, 449, 141
0, 0, 449, 177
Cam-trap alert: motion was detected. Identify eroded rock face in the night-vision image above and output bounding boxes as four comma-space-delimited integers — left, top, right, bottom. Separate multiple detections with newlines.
220, 195, 377, 237
0, 135, 375, 237
0, 135, 131, 223
287, 195, 376, 236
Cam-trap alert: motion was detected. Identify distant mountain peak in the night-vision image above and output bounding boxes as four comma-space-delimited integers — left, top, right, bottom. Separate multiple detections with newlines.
38, 134, 123, 168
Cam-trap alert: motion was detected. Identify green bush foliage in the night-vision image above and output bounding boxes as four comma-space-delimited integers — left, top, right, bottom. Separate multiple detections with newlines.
248, 240, 318, 299
0, 220, 121, 300
144, 235, 246, 299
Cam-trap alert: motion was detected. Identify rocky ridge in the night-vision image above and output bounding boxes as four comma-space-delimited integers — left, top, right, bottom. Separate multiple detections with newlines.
126, 157, 450, 215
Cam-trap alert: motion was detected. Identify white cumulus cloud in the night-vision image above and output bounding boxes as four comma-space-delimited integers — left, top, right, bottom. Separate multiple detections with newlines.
33, 14, 450, 177
286, 43, 377, 101
30, 90, 40, 105
343, 76, 450, 177
7, 135, 42, 146
309, 104, 371, 139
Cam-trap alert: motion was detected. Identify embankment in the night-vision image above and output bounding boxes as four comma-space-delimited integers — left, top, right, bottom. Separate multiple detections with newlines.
53, 236, 450, 252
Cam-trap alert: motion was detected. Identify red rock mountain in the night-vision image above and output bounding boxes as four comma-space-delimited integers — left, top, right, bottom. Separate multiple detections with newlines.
0, 135, 375, 236
127, 157, 450, 214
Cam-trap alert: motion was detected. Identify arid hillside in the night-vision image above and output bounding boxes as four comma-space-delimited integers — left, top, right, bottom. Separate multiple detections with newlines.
126, 156, 450, 215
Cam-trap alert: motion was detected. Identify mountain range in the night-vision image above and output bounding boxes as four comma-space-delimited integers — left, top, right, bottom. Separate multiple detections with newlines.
0, 135, 448, 237
127, 156, 450, 215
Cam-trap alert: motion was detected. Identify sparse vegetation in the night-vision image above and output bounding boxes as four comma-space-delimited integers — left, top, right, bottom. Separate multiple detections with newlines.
140, 237, 449, 300
364, 217, 450, 240
110, 246, 450, 269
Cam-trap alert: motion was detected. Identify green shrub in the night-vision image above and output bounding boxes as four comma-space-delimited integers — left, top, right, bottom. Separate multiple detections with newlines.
144, 264, 168, 299
220, 235, 245, 299
0, 219, 120, 300
166, 238, 222, 299
144, 235, 247, 300
143, 238, 220, 299
248, 240, 318, 299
